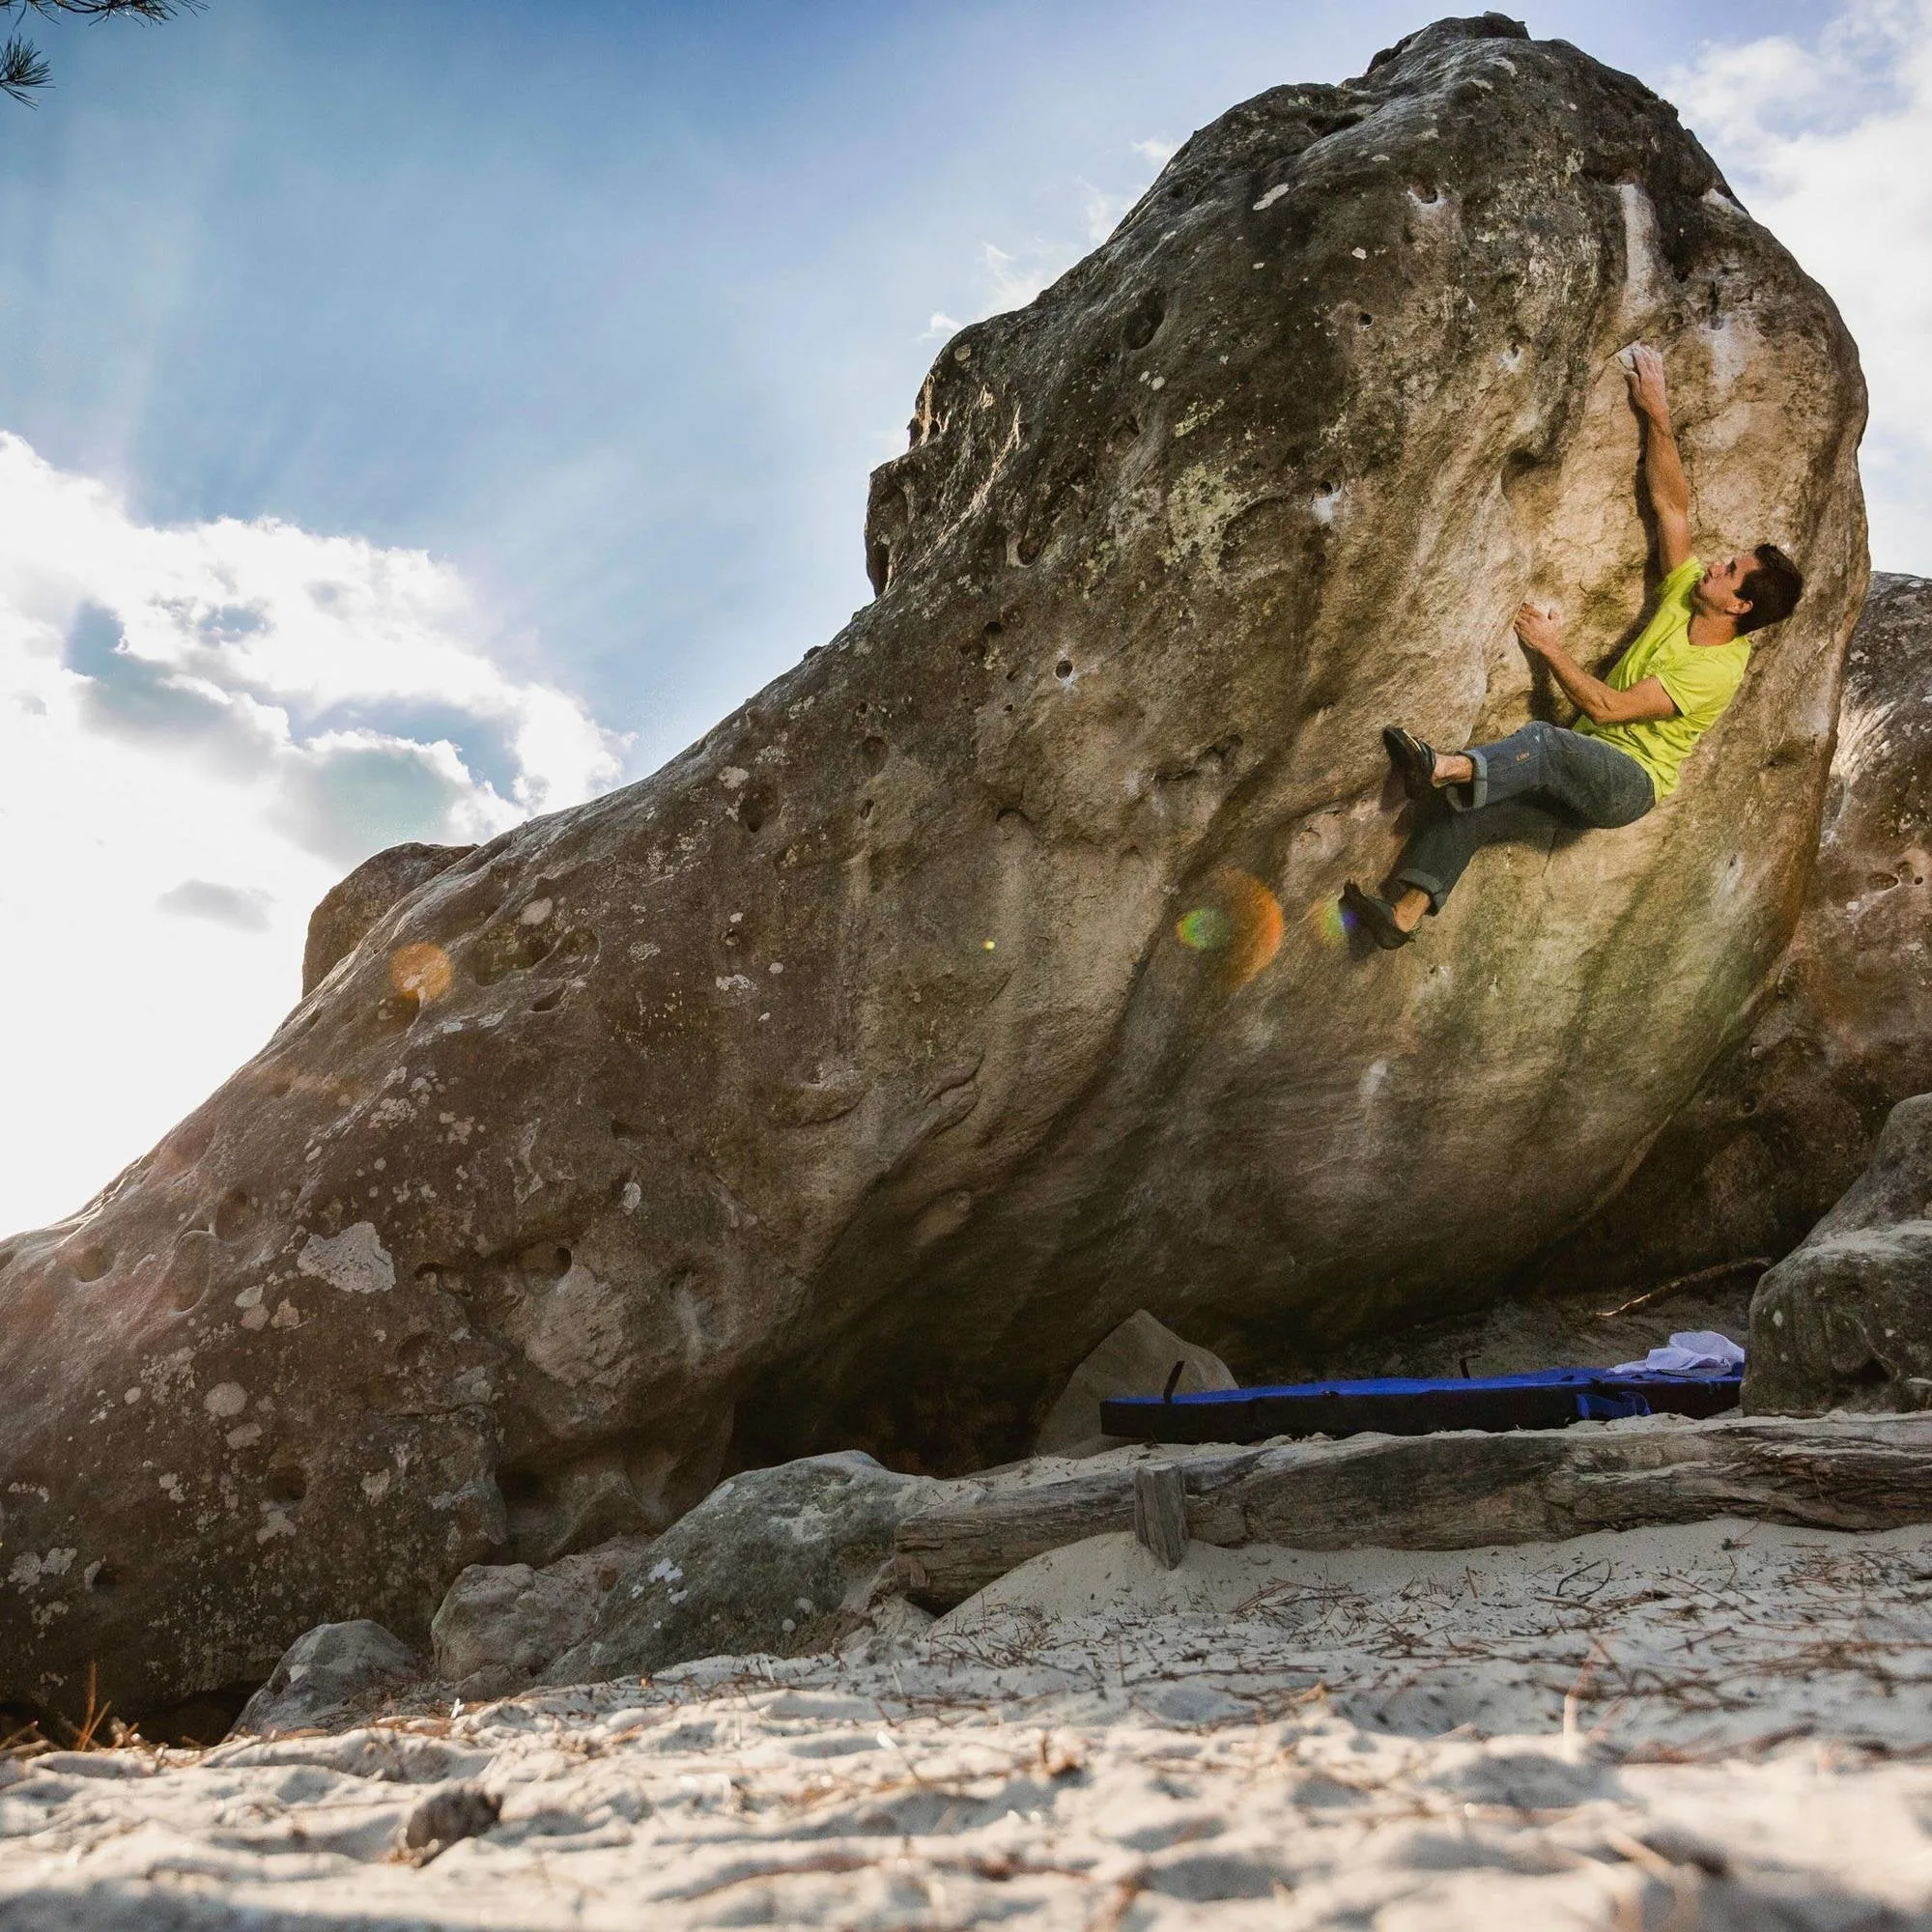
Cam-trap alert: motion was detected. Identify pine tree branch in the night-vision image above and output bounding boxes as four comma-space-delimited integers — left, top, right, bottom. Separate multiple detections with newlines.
10, 3, 200, 21
0, 0, 202, 106
0, 32, 50, 103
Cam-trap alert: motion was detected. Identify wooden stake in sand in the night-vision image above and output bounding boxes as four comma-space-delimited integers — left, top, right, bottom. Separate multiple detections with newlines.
1133, 1461, 1189, 1570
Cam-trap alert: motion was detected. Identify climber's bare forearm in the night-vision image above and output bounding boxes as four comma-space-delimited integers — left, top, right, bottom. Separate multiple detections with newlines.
1641, 416, 1693, 570
1626, 346, 1693, 571
1515, 605, 1676, 726
1539, 642, 1625, 724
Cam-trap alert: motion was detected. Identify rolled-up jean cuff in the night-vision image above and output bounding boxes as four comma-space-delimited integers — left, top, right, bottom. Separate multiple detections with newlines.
1393, 865, 1448, 915
1443, 745, 1488, 812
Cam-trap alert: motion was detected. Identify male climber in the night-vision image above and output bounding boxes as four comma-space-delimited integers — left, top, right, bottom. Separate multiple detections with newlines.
1342, 345, 1804, 949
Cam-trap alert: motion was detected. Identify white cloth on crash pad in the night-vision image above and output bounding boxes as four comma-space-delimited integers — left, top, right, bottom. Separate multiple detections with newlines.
1611, 1329, 1746, 1376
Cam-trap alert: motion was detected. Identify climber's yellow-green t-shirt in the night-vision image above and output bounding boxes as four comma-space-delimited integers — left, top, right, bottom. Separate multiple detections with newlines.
1576, 556, 1752, 800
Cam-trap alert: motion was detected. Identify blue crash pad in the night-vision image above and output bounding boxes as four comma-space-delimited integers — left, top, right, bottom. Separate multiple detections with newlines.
1099, 1363, 1743, 1444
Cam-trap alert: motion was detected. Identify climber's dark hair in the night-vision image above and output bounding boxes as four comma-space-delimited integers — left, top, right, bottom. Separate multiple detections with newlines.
1738, 544, 1803, 635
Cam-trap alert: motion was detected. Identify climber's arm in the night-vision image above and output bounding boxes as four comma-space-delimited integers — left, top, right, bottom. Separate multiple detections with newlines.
1625, 345, 1693, 573
1516, 605, 1678, 726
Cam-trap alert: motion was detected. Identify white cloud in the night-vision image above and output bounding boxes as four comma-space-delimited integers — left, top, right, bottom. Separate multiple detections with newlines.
928, 145, 1170, 340
0, 432, 625, 1236
156, 879, 275, 931
1669, 0, 1932, 572
1078, 178, 1140, 246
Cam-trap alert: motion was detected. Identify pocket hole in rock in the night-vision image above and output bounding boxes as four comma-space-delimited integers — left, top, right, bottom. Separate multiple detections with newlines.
213, 1189, 259, 1244
1055, 658, 1074, 679
739, 785, 774, 836
530, 987, 565, 1014
266, 1454, 308, 1505
394, 1331, 436, 1372
1122, 290, 1166, 352
87, 1560, 124, 1591
377, 990, 420, 1031
71, 1244, 113, 1284
858, 799, 874, 820
165, 1236, 215, 1313
861, 734, 889, 773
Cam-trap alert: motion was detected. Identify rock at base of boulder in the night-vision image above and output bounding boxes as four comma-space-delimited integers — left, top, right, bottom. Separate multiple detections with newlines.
1034, 1310, 1238, 1457
1747, 1094, 1932, 1415
544, 1454, 946, 1685
432, 1534, 654, 1699
230, 1621, 421, 1739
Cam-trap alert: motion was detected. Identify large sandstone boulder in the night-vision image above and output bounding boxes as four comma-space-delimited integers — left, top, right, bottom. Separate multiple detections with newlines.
0, 14, 1866, 1721
1504, 573, 1932, 1308
1745, 1094, 1932, 1415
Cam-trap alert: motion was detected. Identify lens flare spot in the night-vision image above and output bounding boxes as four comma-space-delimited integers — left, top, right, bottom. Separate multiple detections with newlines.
1311, 895, 1355, 948
1175, 869, 1284, 986
390, 942, 452, 1004
1219, 868, 1285, 986
1176, 905, 1233, 951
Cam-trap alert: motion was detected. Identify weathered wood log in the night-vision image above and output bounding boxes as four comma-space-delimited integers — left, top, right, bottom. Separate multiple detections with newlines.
1133, 1462, 1188, 1570
891, 1415, 1932, 1610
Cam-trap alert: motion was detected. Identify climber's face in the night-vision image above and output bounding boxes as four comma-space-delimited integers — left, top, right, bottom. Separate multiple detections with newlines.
1693, 554, 1754, 622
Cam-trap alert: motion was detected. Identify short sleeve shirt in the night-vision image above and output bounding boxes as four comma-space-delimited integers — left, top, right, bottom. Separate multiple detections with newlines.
1576, 556, 1751, 800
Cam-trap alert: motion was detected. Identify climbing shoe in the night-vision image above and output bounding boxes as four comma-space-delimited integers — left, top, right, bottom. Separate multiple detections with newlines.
1381, 724, 1438, 800
1342, 880, 1414, 950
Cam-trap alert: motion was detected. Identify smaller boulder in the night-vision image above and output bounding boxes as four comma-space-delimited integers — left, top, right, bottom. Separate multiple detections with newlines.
1746, 1094, 1932, 1415
1034, 1310, 1238, 1456
432, 1534, 653, 1698
300, 840, 475, 995
543, 1453, 947, 1684
230, 1620, 420, 1739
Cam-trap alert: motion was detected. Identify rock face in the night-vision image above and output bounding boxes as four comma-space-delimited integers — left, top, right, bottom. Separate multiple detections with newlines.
1507, 574, 1932, 1308
0, 15, 1866, 1720
1745, 1096, 1932, 1415
300, 841, 475, 997
543, 1454, 945, 1684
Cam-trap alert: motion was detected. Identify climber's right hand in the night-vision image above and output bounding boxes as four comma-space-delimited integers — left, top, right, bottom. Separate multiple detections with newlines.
1623, 344, 1670, 423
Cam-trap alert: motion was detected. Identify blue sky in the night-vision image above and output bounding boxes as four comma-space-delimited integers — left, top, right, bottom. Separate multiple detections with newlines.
0, 0, 1925, 1230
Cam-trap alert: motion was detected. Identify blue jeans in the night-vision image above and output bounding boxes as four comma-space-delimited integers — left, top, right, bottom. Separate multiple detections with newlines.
1394, 722, 1654, 913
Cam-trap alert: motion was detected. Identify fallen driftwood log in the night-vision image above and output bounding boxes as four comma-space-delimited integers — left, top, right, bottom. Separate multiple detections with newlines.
891, 1414, 1932, 1611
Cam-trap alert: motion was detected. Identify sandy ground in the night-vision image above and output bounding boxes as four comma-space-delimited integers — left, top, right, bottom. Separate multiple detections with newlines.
4, 1516, 1931, 1928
